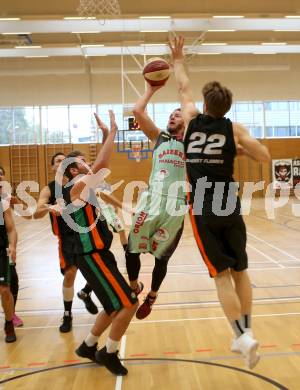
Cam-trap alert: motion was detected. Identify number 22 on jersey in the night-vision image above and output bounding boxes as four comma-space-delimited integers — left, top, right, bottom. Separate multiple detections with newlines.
186, 132, 226, 155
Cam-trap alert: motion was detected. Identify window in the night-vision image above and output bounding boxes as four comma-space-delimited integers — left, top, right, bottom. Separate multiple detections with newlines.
69, 105, 96, 143
41, 106, 70, 144
0, 100, 300, 144
232, 102, 263, 138
0, 108, 12, 145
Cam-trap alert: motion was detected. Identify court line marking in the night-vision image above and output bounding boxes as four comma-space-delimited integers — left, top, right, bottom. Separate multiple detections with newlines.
4, 296, 300, 318
5, 295, 300, 317
17, 265, 300, 283
248, 231, 300, 262
115, 336, 126, 390
246, 243, 285, 268
0, 358, 288, 389
5, 311, 300, 330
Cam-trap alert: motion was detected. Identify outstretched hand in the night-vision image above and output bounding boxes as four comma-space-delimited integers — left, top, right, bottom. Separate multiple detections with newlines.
94, 112, 109, 135
145, 83, 165, 93
168, 35, 185, 63
108, 110, 118, 132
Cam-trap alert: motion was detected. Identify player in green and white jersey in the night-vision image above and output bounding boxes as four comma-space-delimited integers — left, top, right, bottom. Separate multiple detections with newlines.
126, 83, 187, 319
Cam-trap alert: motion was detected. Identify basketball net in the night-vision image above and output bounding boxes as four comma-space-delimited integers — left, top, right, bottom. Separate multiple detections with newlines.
77, 0, 121, 18
131, 144, 142, 163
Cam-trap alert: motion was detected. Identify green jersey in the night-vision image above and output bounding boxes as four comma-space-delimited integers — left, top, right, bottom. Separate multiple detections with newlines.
148, 131, 186, 199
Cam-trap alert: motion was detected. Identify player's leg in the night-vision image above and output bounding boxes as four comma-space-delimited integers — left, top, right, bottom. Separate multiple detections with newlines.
190, 212, 259, 368
125, 249, 143, 293
231, 269, 252, 331
125, 208, 153, 293
59, 264, 77, 333
77, 282, 98, 315
76, 250, 138, 375
0, 252, 16, 342
136, 216, 184, 319
225, 216, 252, 333
9, 263, 23, 327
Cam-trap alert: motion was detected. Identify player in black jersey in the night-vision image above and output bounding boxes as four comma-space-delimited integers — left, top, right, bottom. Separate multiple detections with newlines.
59, 110, 138, 376
34, 152, 98, 332
0, 166, 23, 328
170, 36, 270, 369
0, 191, 18, 343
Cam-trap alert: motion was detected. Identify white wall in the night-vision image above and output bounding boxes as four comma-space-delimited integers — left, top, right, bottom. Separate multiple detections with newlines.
0, 54, 300, 106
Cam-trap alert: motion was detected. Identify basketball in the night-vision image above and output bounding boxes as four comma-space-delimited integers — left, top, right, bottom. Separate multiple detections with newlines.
143, 57, 171, 86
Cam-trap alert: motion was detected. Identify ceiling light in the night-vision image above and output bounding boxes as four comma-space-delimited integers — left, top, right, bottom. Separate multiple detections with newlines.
140, 30, 168, 33
71, 31, 101, 34
202, 43, 227, 46
84, 54, 107, 57
207, 29, 236, 32
141, 43, 167, 46
80, 44, 105, 48
253, 52, 277, 55
213, 15, 244, 19
285, 15, 300, 18
139, 16, 171, 19
25, 56, 49, 58
261, 42, 287, 45
0, 17, 21, 21
15, 45, 42, 49
64, 16, 96, 20
2, 32, 31, 35
274, 29, 300, 32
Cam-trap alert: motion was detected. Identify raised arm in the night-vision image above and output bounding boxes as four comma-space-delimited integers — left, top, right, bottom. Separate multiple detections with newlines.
33, 186, 51, 219
169, 36, 199, 127
233, 123, 270, 162
71, 110, 118, 202
132, 84, 162, 143
94, 112, 109, 144
4, 207, 17, 263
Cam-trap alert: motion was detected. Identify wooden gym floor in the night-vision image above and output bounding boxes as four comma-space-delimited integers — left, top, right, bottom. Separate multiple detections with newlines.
0, 198, 300, 389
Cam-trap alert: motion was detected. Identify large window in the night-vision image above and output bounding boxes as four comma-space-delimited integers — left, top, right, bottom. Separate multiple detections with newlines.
42, 106, 70, 144
265, 101, 300, 137
0, 107, 40, 145
0, 100, 300, 145
232, 102, 264, 138
70, 105, 96, 143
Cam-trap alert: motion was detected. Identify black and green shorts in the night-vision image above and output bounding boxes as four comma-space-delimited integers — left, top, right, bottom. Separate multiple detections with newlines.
71, 249, 138, 315
0, 248, 11, 286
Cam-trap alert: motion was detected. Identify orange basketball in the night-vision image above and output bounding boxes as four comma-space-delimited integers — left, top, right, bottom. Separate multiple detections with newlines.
143, 57, 171, 86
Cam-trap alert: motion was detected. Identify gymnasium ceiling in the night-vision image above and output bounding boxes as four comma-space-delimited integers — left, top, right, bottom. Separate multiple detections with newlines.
0, 0, 300, 58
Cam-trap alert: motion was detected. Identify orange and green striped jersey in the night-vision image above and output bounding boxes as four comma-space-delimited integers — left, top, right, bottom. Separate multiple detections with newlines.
60, 185, 113, 254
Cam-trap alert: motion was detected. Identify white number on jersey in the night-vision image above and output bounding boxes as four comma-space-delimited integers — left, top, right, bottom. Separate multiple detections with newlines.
186, 132, 226, 155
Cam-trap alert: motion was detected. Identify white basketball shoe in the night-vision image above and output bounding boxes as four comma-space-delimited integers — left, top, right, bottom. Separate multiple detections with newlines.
232, 332, 260, 369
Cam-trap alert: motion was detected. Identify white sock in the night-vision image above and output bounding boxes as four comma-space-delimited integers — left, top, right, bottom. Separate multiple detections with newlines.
63, 286, 74, 302
85, 332, 99, 347
105, 337, 119, 353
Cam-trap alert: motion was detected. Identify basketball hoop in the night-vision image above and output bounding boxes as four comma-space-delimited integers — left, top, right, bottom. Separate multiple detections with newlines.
77, 0, 121, 18
130, 142, 142, 163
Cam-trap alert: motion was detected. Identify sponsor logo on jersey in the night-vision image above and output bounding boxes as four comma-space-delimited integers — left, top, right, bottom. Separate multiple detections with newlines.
158, 149, 184, 160
152, 241, 158, 251
153, 227, 170, 242
156, 169, 169, 180
133, 211, 148, 234
139, 243, 148, 250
